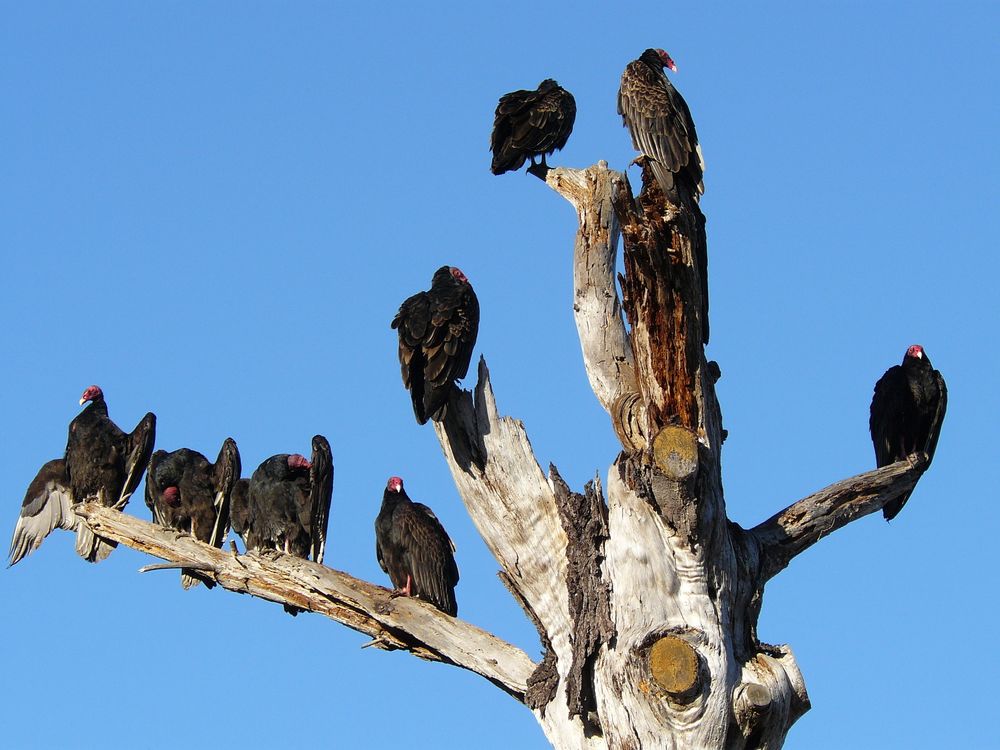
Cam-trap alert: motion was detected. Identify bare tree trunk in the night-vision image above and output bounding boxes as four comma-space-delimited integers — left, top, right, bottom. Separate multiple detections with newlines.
36, 160, 931, 750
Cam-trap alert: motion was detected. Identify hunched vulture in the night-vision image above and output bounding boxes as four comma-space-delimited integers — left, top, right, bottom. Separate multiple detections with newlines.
490, 79, 576, 176
869, 345, 947, 520
145, 438, 241, 588
237, 436, 332, 615
391, 266, 479, 424
375, 476, 459, 616
240, 435, 333, 563
618, 48, 705, 202
8, 385, 156, 565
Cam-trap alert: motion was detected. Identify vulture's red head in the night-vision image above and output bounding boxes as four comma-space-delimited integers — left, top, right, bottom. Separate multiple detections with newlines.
387, 476, 404, 493
163, 486, 181, 507
905, 344, 925, 360
657, 49, 678, 73
287, 454, 311, 471
79, 385, 103, 406
450, 267, 468, 284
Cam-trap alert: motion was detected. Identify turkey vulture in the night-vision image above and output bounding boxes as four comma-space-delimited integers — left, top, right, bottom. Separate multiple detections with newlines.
391, 266, 479, 424
145, 438, 241, 588
869, 345, 947, 521
375, 476, 459, 616
8, 385, 156, 565
490, 79, 576, 176
618, 48, 704, 202
241, 435, 333, 562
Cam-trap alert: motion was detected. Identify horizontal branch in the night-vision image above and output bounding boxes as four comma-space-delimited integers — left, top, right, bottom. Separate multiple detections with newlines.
74, 503, 535, 699
751, 456, 929, 581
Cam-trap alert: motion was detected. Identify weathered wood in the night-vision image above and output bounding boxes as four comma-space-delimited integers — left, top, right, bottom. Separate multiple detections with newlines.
73, 502, 535, 698
750, 455, 929, 582
544, 164, 637, 416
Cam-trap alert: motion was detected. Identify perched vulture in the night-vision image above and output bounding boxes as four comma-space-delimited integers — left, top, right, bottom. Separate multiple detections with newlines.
490, 79, 576, 175
618, 48, 705, 201
391, 266, 479, 424
375, 476, 459, 616
869, 345, 947, 520
238, 436, 332, 614
241, 435, 333, 562
8, 385, 156, 565
145, 438, 241, 588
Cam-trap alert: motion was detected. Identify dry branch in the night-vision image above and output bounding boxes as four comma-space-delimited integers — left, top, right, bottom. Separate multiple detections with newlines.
750, 455, 929, 581
72, 502, 535, 699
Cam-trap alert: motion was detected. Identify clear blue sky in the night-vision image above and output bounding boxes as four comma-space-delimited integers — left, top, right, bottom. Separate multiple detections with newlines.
2, 3, 997, 748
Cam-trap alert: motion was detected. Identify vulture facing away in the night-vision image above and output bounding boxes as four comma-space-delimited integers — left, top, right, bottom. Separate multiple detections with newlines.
618, 48, 705, 202
391, 266, 479, 424
490, 79, 576, 176
9, 385, 156, 565
145, 438, 241, 588
869, 345, 947, 520
376, 476, 459, 616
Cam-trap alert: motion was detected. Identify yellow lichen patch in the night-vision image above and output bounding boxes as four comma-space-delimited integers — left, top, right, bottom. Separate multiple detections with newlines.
651, 425, 699, 480
649, 635, 699, 696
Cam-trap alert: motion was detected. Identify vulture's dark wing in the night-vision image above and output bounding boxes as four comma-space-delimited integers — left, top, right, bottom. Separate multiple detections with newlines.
490, 87, 542, 174
210, 438, 241, 549
144, 450, 169, 526
308, 435, 333, 564
8, 459, 77, 566
618, 60, 704, 197
393, 285, 478, 423
869, 366, 907, 468
119, 412, 156, 508
490, 83, 576, 174
404, 502, 459, 616
924, 370, 948, 462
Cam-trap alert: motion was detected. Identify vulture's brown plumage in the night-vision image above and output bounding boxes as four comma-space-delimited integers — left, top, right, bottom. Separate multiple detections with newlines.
375, 476, 459, 616
391, 266, 479, 424
490, 79, 576, 175
618, 48, 704, 201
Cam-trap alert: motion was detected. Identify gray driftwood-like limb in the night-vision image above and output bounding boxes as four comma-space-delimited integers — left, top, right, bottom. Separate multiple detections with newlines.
751, 455, 929, 582
543, 163, 636, 414
72, 502, 534, 699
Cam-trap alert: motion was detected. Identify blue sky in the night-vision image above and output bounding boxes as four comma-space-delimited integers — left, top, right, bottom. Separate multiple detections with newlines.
2, 3, 997, 748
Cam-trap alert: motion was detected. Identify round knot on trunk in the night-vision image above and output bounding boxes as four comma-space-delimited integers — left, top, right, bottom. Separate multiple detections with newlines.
651, 425, 699, 480
648, 635, 700, 700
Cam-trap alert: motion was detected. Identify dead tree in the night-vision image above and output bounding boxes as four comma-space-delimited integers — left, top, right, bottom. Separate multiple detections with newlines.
54, 154, 931, 750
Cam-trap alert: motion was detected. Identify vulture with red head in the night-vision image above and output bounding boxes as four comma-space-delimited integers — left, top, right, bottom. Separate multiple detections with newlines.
870, 345, 947, 520
391, 266, 479, 424
145, 438, 241, 588
376, 476, 459, 616
239, 435, 333, 563
490, 79, 576, 176
9, 385, 156, 565
618, 48, 704, 202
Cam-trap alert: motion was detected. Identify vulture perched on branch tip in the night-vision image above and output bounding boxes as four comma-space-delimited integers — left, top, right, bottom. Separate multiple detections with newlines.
869, 345, 947, 520
9, 385, 155, 565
